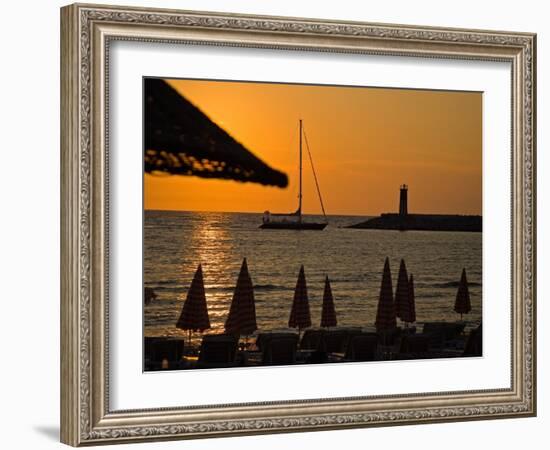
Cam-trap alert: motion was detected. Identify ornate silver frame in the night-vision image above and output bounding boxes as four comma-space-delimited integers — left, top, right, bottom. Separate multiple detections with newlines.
60, 3, 536, 446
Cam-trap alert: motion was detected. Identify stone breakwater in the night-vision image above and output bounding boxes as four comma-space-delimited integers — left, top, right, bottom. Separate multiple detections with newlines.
347, 213, 482, 232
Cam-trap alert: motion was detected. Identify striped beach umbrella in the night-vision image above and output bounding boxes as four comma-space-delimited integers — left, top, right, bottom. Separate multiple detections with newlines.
320, 276, 337, 328
404, 274, 417, 324
375, 257, 396, 332
225, 258, 258, 336
395, 259, 409, 321
454, 268, 471, 320
176, 264, 211, 343
289, 265, 312, 331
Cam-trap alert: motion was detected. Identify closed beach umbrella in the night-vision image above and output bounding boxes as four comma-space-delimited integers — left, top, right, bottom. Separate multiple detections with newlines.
289, 265, 312, 331
144, 78, 288, 187
320, 276, 337, 328
395, 259, 409, 321
225, 258, 258, 336
404, 274, 417, 324
375, 257, 396, 332
454, 268, 471, 320
176, 264, 211, 343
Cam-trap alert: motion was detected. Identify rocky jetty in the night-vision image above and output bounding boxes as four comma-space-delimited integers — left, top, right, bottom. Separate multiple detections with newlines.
347, 213, 482, 232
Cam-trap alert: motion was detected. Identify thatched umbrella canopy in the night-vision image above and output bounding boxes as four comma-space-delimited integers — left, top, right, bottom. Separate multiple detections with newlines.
144, 78, 288, 187
454, 268, 472, 320
395, 259, 409, 321
320, 276, 337, 328
375, 257, 396, 332
225, 258, 258, 337
176, 264, 211, 343
289, 265, 312, 331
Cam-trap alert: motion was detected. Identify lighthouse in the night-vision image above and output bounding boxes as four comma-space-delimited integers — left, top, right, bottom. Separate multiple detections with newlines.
347, 182, 481, 232
399, 184, 408, 216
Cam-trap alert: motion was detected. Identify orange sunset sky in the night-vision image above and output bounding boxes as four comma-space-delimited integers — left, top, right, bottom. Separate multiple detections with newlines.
144, 79, 482, 216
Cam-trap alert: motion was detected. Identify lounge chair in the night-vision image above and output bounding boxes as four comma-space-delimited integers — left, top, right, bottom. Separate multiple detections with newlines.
342, 328, 364, 351
261, 335, 299, 365
197, 334, 239, 368
377, 327, 402, 346
256, 332, 297, 353
463, 324, 482, 356
319, 330, 349, 353
399, 334, 430, 353
344, 334, 378, 361
423, 322, 465, 348
300, 329, 325, 350
144, 337, 185, 370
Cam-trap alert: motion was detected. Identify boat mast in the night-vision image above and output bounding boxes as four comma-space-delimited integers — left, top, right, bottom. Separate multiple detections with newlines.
303, 127, 328, 224
298, 119, 303, 223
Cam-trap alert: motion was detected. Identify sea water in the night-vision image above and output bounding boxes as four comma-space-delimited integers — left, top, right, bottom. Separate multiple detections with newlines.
144, 210, 482, 337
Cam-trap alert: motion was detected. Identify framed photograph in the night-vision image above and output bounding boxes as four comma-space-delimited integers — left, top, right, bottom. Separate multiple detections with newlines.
60, 3, 536, 446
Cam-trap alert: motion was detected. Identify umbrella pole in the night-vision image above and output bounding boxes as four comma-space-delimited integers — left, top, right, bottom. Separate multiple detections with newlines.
242, 335, 249, 365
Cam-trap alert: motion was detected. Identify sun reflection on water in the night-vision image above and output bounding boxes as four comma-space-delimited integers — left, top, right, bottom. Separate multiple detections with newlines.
180, 212, 237, 335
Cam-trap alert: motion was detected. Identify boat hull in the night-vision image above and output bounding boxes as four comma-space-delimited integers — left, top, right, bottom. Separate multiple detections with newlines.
260, 222, 327, 230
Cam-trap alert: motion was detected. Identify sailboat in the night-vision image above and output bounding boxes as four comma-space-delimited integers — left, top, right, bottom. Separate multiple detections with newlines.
260, 120, 328, 230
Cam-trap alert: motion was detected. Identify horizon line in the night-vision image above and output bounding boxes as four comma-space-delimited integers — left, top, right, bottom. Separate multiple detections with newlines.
144, 208, 372, 217
143, 207, 482, 217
